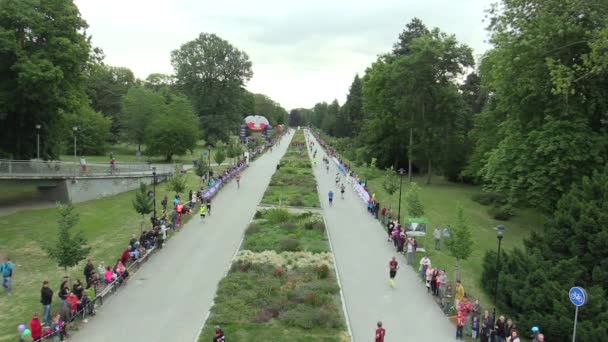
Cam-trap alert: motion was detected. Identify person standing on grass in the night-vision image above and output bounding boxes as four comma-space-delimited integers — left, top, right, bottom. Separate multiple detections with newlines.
388, 256, 399, 287
161, 195, 168, 211
1, 257, 15, 295
30, 313, 42, 340
455, 280, 465, 310
381, 207, 387, 224
84, 259, 94, 288
406, 237, 416, 265
434, 227, 442, 250
375, 321, 386, 342
40, 281, 53, 325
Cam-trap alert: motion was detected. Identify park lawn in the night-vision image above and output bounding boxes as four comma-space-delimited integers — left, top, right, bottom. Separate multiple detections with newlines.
59, 140, 215, 164
354, 166, 544, 305
0, 171, 201, 342
244, 209, 329, 253
261, 131, 320, 208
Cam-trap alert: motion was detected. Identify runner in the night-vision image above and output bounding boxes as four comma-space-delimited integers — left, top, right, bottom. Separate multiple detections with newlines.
340, 183, 345, 199
206, 199, 212, 216
335, 173, 340, 187
328, 190, 334, 206
389, 256, 399, 287
375, 321, 386, 342
199, 203, 207, 222
326, 163, 329, 174
313, 156, 318, 165
236, 173, 241, 189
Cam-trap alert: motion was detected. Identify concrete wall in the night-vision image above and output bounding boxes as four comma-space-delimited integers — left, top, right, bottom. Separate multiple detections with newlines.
65, 174, 170, 203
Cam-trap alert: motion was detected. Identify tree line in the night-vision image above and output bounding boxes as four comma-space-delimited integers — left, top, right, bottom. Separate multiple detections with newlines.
302, 1, 608, 340
0, 1, 288, 161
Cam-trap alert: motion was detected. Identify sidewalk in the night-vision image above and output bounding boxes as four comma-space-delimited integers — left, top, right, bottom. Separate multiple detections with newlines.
70, 131, 293, 342
307, 132, 455, 341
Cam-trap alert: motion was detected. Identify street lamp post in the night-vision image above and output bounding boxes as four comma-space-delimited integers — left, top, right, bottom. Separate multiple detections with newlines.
35, 124, 41, 160
72, 126, 78, 158
492, 224, 506, 330
152, 167, 157, 223
208, 147, 211, 180
397, 168, 405, 223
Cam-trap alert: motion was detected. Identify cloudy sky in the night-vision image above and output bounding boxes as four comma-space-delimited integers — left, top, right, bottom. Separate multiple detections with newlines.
74, 0, 492, 110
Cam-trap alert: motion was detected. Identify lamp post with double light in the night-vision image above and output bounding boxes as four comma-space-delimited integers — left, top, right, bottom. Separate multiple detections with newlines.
492, 224, 506, 331
35, 124, 41, 160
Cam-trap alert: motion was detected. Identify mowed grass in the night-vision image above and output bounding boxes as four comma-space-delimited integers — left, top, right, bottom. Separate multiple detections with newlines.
59, 140, 215, 164
356, 166, 544, 305
0, 170, 204, 342
244, 210, 329, 253
262, 131, 319, 207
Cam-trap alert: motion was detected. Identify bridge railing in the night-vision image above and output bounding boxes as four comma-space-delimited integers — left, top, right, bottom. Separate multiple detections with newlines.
0, 159, 174, 177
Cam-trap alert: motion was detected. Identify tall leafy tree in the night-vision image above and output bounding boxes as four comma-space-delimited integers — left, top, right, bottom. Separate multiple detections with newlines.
253, 93, 288, 125
340, 74, 363, 137
43, 203, 91, 273
171, 33, 253, 143
145, 94, 199, 161
288, 109, 305, 127
85, 64, 135, 139
482, 167, 608, 341
393, 17, 430, 56
0, 0, 92, 159
64, 106, 112, 155
472, 0, 608, 211
122, 86, 165, 152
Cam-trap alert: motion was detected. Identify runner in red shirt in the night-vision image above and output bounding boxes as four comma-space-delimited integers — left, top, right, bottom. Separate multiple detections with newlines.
375, 321, 386, 342
389, 256, 399, 287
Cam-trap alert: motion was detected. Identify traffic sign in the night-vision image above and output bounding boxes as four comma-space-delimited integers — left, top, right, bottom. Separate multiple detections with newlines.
569, 287, 587, 307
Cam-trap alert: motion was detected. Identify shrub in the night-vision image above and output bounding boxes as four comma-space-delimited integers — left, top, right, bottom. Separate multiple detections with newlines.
281, 306, 317, 329
266, 209, 290, 223
280, 222, 297, 230
290, 196, 305, 207
304, 221, 315, 230
297, 211, 313, 219
245, 223, 263, 236
315, 264, 330, 279
252, 309, 275, 323
253, 210, 263, 219
471, 192, 507, 206
279, 238, 301, 252
488, 204, 514, 221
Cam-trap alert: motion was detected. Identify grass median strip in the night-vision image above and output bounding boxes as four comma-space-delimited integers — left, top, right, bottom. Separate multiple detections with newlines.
261, 130, 320, 208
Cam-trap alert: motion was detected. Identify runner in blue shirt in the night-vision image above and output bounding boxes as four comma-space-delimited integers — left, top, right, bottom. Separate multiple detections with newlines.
328, 190, 334, 206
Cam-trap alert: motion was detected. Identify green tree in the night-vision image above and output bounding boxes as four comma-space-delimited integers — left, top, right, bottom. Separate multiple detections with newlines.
213, 145, 227, 166
64, 106, 112, 155
171, 33, 253, 143
122, 86, 165, 152
253, 93, 288, 125
393, 17, 430, 56
405, 182, 425, 217
145, 94, 199, 161
194, 157, 210, 179
0, 0, 92, 159
470, 0, 608, 211
132, 182, 153, 231
168, 169, 187, 196
227, 142, 243, 164
481, 167, 608, 341
340, 74, 364, 137
382, 167, 399, 209
43, 203, 91, 273
445, 205, 473, 277
85, 64, 135, 139
288, 109, 305, 127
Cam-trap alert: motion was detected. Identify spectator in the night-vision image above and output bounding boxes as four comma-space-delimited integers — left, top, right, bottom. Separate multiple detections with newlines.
381, 207, 387, 224
40, 281, 53, 326
472, 315, 480, 340
58, 279, 69, 309
72, 279, 84, 299
507, 330, 520, 342
434, 227, 442, 250
66, 291, 80, 319
104, 266, 115, 284
84, 259, 94, 287
30, 313, 42, 340
97, 262, 106, 281
161, 195, 168, 211
425, 266, 434, 293
455, 280, 465, 309
1, 256, 15, 295
419, 255, 431, 280
120, 246, 132, 264
456, 312, 465, 340
495, 315, 507, 342
505, 318, 516, 338
406, 237, 416, 265
88, 271, 100, 293
439, 269, 448, 299
481, 311, 492, 342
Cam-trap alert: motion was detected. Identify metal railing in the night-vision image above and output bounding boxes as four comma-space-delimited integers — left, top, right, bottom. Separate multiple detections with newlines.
0, 159, 174, 178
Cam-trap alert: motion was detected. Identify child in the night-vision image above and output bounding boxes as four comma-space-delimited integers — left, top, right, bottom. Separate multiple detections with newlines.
472, 315, 480, 339
456, 312, 465, 340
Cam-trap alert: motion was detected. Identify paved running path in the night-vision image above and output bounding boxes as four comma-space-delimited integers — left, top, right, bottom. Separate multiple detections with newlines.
306, 132, 455, 342
71, 131, 294, 342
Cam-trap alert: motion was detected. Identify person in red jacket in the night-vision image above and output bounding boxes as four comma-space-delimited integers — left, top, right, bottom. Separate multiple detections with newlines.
120, 246, 132, 264
375, 321, 386, 342
30, 313, 42, 340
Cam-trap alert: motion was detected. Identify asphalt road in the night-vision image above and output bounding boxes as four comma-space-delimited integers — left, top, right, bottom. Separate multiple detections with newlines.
306, 131, 455, 342
71, 131, 293, 342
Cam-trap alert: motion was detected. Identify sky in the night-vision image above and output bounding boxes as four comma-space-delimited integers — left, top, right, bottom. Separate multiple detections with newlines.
74, 0, 492, 110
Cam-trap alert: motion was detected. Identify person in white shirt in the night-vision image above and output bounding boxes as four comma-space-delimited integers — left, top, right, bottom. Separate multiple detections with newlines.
419, 255, 432, 280
434, 227, 442, 250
